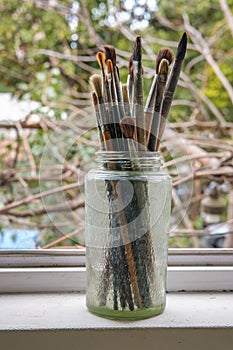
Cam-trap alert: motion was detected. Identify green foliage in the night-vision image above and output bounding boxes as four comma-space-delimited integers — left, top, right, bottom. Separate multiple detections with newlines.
169, 236, 194, 248
158, 0, 225, 32
0, 0, 74, 108
157, 0, 233, 120
193, 215, 204, 230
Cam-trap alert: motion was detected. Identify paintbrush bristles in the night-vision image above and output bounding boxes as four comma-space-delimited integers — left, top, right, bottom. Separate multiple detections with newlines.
105, 45, 125, 117
90, 74, 103, 99
120, 116, 136, 140
103, 45, 117, 66
132, 36, 142, 61
122, 84, 131, 116
92, 32, 187, 152
145, 48, 173, 111
106, 59, 113, 74
128, 55, 133, 76
92, 91, 98, 106
156, 48, 174, 73
122, 84, 130, 104
96, 52, 106, 71
158, 59, 169, 76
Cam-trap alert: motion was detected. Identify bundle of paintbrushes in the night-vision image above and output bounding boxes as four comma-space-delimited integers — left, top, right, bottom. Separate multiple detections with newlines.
88, 33, 187, 312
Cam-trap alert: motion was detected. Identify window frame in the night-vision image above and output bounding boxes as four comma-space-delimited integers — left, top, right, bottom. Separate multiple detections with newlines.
0, 248, 233, 293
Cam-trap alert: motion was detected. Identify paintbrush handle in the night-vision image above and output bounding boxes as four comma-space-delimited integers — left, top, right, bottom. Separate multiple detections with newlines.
148, 64, 168, 151
113, 68, 126, 118
133, 61, 146, 148
145, 74, 158, 110
154, 72, 168, 113
104, 77, 112, 103
156, 113, 167, 151
135, 104, 146, 149
160, 58, 183, 119
160, 90, 174, 120
147, 111, 160, 152
95, 108, 105, 150
156, 59, 184, 149
133, 61, 143, 105
156, 91, 173, 150
127, 74, 133, 103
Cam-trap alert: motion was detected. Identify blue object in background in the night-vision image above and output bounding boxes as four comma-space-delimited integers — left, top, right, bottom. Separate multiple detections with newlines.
0, 229, 40, 249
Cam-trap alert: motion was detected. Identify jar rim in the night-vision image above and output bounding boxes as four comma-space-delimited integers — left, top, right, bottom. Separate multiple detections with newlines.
96, 150, 161, 158
95, 150, 163, 169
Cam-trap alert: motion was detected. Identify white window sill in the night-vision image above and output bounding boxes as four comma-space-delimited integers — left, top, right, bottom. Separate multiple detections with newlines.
1, 249, 233, 293
1, 266, 233, 293
0, 292, 232, 350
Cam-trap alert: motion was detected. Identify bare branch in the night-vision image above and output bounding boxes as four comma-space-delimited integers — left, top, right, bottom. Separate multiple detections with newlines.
163, 152, 230, 169
219, 0, 233, 37
180, 71, 226, 123
172, 189, 199, 247
183, 13, 233, 104
0, 181, 83, 214
5, 199, 84, 217
42, 227, 84, 249
15, 122, 37, 177
170, 120, 233, 130
173, 166, 233, 187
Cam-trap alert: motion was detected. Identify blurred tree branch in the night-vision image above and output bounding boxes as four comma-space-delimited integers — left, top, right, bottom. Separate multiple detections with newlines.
219, 0, 233, 37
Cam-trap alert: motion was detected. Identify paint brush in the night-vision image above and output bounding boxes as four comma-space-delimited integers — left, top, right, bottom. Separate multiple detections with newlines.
90, 74, 104, 105
154, 59, 170, 113
157, 32, 187, 150
127, 55, 133, 103
96, 51, 111, 103
96, 56, 119, 147
132, 36, 146, 149
132, 37, 143, 105
120, 116, 138, 163
144, 48, 174, 144
92, 92, 104, 149
122, 84, 131, 117
90, 74, 112, 151
106, 59, 125, 151
104, 45, 125, 118
106, 59, 117, 103
145, 48, 174, 110
147, 58, 169, 151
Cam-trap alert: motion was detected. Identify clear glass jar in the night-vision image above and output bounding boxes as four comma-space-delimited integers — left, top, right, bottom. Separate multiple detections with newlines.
85, 151, 172, 320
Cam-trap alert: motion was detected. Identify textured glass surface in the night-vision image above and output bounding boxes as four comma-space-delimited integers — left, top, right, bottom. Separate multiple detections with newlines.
85, 168, 172, 320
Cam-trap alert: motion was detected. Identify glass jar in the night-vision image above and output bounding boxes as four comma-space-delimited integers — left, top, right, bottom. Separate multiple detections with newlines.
85, 151, 172, 320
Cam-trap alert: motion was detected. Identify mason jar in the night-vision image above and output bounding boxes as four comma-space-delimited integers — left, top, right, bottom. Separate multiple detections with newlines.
85, 151, 172, 320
